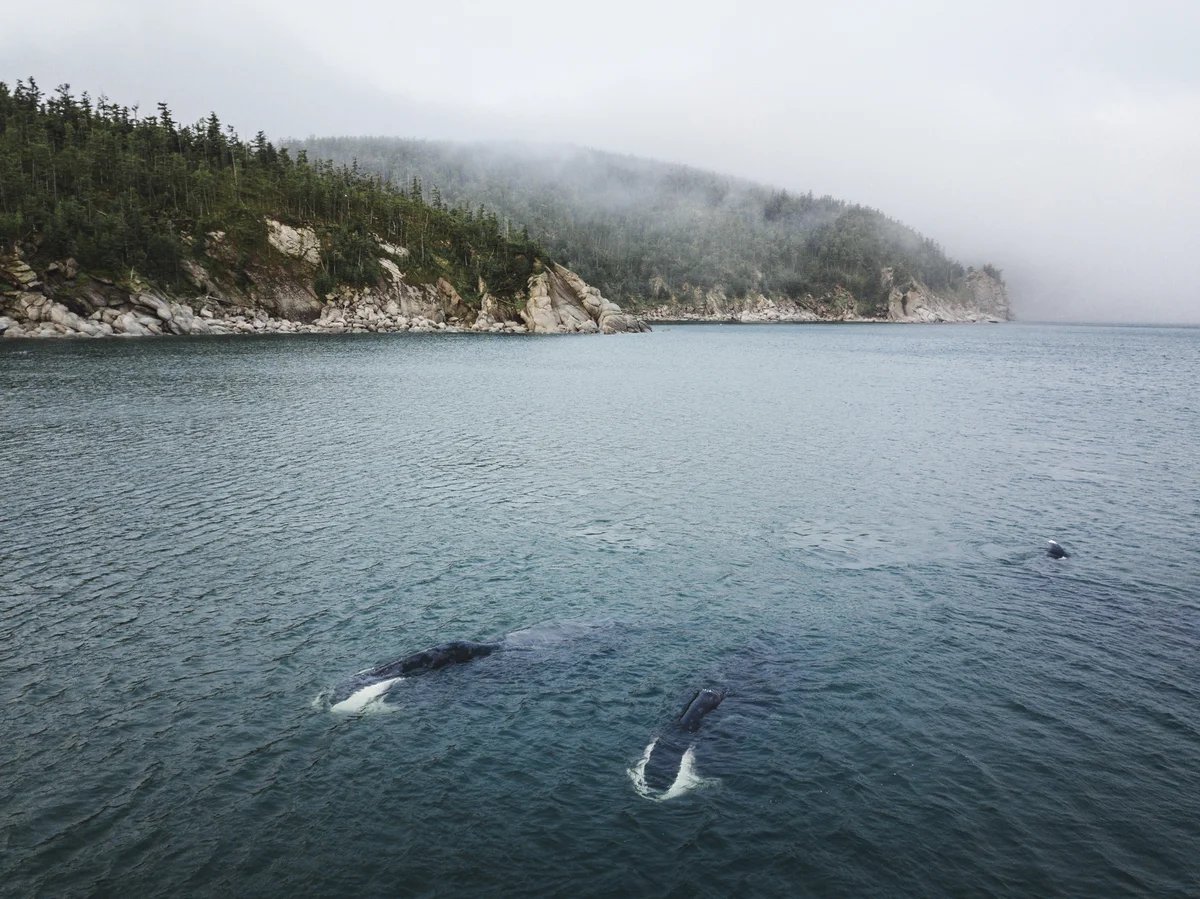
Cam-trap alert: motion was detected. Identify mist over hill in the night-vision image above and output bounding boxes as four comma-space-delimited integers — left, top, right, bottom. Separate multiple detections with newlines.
293, 138, 1006, 318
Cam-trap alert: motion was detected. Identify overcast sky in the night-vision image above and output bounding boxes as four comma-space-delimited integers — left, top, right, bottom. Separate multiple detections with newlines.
5, 0, 1199, 322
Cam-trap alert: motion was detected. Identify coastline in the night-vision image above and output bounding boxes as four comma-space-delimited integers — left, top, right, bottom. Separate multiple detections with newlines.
641, 315, 1006, 325
2, 240, 1008, 341
0, 250, 648, 340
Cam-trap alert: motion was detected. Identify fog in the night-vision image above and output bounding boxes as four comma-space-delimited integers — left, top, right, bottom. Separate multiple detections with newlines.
5, 0, 1198, 322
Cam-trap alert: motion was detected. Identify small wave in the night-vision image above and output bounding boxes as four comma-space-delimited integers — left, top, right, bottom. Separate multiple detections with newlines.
502, 619, 610, 650
782, 523, 920, 570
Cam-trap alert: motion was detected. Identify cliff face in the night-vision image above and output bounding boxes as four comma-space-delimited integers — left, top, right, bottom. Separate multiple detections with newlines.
520, 264, 650, 334
640, 267, 1011, 324
883, 267, 1011, 323
0, 222, 647, 339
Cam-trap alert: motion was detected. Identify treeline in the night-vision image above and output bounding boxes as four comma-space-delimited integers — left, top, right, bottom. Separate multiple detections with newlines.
0, 79, 539, 297
293, 138, 978, 313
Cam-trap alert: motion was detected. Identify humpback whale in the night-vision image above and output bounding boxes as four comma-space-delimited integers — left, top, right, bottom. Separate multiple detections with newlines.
329, 640, 501, 713
1047, 539, 1069, 559
632, 688, 727, 799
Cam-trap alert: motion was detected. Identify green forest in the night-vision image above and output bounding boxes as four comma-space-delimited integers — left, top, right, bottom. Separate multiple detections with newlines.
0, 77, 999, 317
0, 79, 541, 300
295, 138, 993, 314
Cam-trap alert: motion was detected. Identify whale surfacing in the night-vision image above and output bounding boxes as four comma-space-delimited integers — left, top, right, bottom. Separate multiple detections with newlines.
1047, 539, 1069, 559
632, 688, 726, 800
329, 640, 501, 712
678, 687, 726, 732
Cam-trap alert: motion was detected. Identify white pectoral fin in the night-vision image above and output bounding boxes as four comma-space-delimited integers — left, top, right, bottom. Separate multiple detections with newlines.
329, 677, 403, 714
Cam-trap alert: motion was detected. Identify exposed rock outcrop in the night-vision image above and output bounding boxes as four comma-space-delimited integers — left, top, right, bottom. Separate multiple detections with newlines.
0, 229, 647, 340
883, 267, 1009, 323
961, 269, 1011, 322
266, 220, 322, 266
640, 267, 1011, 324
520, 263, 649, 334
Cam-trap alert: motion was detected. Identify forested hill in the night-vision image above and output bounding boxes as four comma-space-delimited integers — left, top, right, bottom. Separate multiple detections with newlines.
292, 138, 1006, 316
0, 79, 540, 302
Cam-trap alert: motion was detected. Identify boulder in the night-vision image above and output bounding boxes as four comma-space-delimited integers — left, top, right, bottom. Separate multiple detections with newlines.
13, 292, 42, 320
135, 293, 173, 321
113, 312, 153, 336
166, 302, 196, 335
47, 302, 91, 333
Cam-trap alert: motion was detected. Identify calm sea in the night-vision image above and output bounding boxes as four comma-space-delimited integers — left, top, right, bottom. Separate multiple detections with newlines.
2, 323, 1198, 896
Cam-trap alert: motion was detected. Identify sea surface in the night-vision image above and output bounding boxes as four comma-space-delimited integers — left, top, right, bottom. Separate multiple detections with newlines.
1, 323, 1198, 897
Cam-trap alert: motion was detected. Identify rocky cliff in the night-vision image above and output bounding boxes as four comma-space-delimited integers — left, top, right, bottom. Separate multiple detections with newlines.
882, 267, 1010, 323
0, 222, 648, 340
640, 267, 1011, 324
520, 264, 648, 334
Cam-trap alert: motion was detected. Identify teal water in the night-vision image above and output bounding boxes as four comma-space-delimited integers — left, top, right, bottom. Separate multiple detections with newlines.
1, 324, 1198, 896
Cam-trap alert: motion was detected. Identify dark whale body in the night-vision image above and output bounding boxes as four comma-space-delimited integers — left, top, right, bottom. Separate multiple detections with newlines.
678, 688, 726, 732
367, 640, 501, 679
1047, 540, 1069, 559
642, 688, 726, 793
331, 640, 501, 708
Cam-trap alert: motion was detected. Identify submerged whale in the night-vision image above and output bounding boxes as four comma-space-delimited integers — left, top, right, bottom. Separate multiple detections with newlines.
329, 640, 501, 713
632, 688, 727, 799
1047, 539, 1069, 559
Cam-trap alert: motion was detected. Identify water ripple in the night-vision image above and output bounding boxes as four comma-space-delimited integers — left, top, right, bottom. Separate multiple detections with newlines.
2, 326, 1199, 895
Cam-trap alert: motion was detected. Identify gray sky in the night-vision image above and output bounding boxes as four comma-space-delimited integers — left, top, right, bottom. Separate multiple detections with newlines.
6, 0, 1199, 322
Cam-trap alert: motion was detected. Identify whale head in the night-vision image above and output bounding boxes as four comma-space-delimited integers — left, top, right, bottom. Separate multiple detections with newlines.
677, 687, 727, 732
1046, 539, 1069, 559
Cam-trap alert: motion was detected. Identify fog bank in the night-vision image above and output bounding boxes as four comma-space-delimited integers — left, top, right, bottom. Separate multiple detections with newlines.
4, 0, 1198, 322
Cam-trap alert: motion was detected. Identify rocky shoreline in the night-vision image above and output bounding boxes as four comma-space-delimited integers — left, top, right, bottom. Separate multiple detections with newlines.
641, 311, 1005, 325
636, 267, 1011, 325
0, 222, 650, 340
0, 289, 532, 339
1, 220, 1009, 340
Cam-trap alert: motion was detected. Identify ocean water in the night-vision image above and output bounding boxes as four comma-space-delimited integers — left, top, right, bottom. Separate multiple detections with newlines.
1, 323, 1198, 896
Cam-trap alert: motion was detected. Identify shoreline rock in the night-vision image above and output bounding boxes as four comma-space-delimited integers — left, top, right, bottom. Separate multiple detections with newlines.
1, 235, 1009, 340
0, 233, 649, 340
635, 267, 1011, 324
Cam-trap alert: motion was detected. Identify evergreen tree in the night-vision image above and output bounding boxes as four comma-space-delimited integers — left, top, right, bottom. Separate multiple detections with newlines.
0, 80, 541, 301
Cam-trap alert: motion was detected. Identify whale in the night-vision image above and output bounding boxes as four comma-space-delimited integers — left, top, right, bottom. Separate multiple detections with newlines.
329, 640, 501, 713
632, 688, 726, 799
1047, 539, 1069, 559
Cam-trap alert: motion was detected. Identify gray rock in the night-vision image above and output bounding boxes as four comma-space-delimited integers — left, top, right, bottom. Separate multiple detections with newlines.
113, 312, 152, 336
48, 302, 91, 333
523, 264, 648, 334
1, 258, 39, 289
135, 293, 172, 321
165, 302, 195, 335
